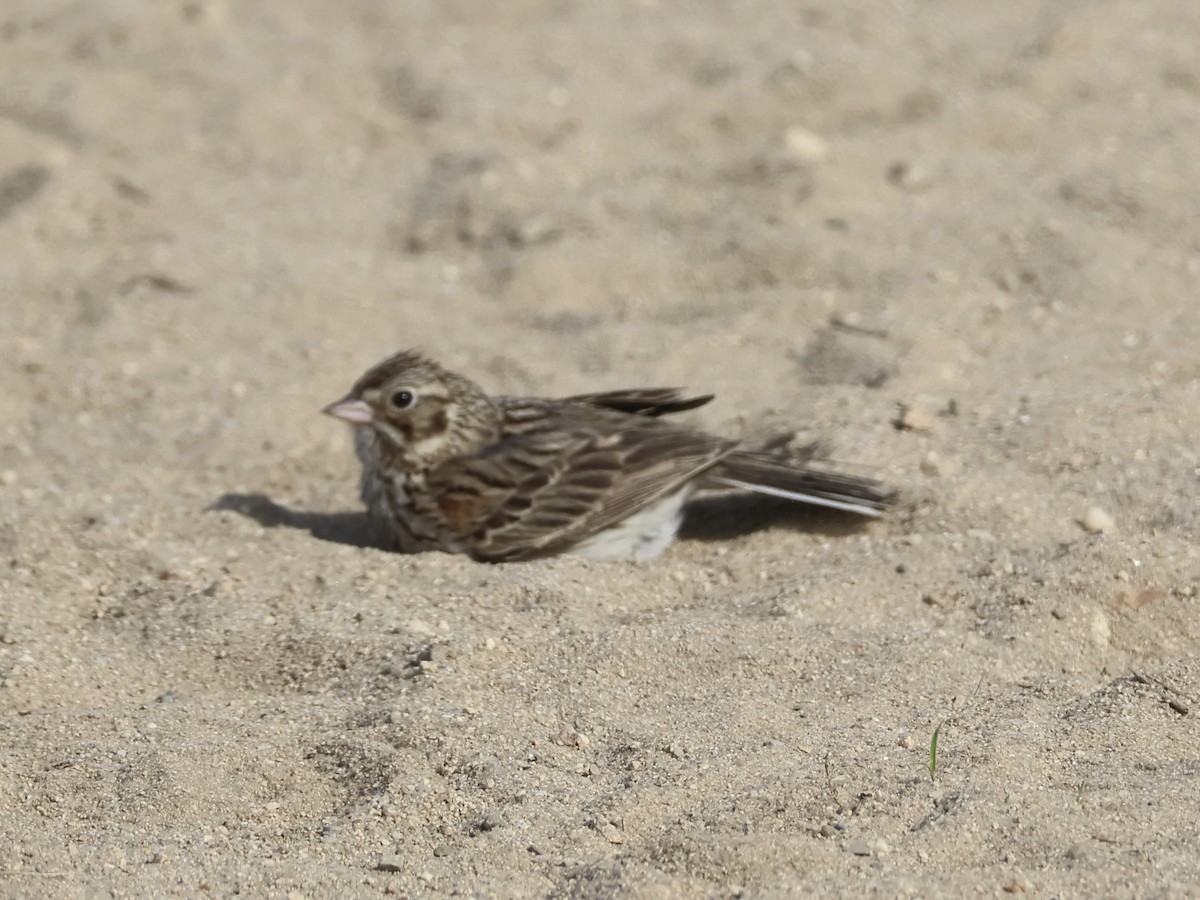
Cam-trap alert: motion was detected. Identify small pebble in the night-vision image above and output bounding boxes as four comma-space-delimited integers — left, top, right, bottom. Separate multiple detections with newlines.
375, 854, 405, 873
0, 470, 16, 486
1123, 589, 1166, 610
920, 451, 943, 476
887, 160, 937, 192
1080, 505, 1115, 534
897, 402, 936, 432
554, 724, 587, 747
784, 126, 830, 162
406, 618, 436, 636
1004, 874, 1033, 893
846, 838, 873, 856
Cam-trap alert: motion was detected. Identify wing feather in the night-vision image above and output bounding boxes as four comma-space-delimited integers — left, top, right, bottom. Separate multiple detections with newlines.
426, 403, 733, 561
559, 388, 714, 417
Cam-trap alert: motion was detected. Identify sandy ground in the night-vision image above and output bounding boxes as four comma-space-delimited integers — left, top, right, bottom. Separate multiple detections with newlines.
2, 0, 1199, 896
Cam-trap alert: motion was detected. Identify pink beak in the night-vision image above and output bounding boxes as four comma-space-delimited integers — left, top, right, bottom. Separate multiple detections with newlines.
322, 395, 374, 425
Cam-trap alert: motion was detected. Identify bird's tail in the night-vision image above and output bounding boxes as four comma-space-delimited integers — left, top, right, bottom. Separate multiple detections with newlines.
705, 451, 894, 517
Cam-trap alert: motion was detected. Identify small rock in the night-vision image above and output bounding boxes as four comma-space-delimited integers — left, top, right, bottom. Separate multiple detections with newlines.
1003, 874, 1033, 893
1122, 588, 1166, 610
554, 724, 587, 747
784, 126, 830, 163
846, 838, 873, 857
0, 470, 16, 486
405, 618, 436, 636
376, 854, 405, 873
887, 160, 937, 193
509, 214, 561, 247
600, 823, 624, 844
1080, 505, 1115, 534
896, 401, 936, 432
920, 451, 943, 476
478, 811, 503, 832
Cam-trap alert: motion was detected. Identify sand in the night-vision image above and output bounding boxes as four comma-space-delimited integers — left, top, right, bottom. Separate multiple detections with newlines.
2, 0, 1198, 895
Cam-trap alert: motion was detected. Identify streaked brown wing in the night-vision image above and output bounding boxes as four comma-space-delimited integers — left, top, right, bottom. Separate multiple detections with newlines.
426, 406, 733, 561
562, 388, 714, 417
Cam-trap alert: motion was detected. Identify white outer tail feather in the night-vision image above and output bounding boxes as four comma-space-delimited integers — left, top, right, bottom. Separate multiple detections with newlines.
706, 476, 887, 518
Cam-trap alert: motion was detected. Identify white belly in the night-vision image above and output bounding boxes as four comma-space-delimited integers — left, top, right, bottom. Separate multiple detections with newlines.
570, 487, 691, 560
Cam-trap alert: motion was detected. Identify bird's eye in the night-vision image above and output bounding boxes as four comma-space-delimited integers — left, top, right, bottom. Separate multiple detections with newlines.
390, 389, 415, 409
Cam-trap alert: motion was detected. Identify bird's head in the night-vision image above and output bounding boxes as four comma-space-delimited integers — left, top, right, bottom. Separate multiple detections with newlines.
323, 350, 498, 468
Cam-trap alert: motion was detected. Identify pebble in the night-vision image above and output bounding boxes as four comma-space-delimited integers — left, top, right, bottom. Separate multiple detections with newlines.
887, 160, 937, 193
511, 214, 560, 247
1004, 873, 1034, 893
600, 822, 624, 844
846, 838, 873, 856
375, 854, 405, 872
405, 618, 436, 636
1080, 505, 1116, 534
784, 126, 830, 163
1123, 588, 1166, 610
897, 401, 936, 432
920, 451, 943, 476
554, 724, 587, 747
844, 840, 873, 859
0, 470, 16, 486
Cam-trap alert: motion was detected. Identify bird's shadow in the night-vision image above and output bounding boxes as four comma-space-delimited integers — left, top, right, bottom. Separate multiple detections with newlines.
211, 491, 872, 554
209, 493, 386, 550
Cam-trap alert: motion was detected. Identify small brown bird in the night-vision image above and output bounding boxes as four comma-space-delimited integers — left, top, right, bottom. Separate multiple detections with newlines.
323, 350, 892, 562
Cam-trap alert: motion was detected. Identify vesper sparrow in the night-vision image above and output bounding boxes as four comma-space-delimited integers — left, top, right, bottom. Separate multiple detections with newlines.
323, 350, 893, 561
